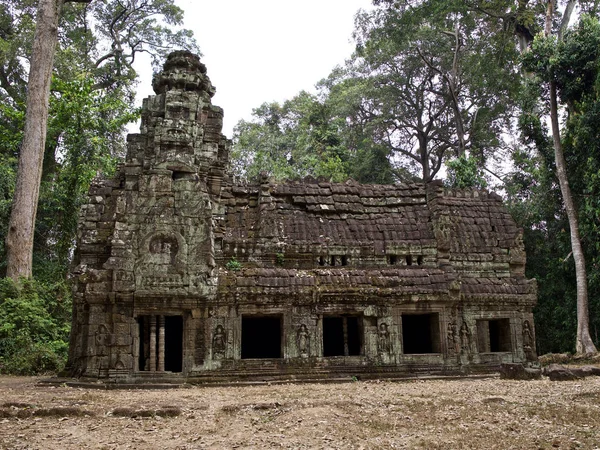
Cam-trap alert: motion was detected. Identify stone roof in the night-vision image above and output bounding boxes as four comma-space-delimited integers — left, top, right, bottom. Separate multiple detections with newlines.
220, 181, 433, 248
215, 178, 535, 304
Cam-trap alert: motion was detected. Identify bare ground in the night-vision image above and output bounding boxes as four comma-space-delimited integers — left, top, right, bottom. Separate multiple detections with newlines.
0, 376, 599, 449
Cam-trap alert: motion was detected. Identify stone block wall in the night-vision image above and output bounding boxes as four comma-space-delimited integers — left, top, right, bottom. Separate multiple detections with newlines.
67, 52, 537, 383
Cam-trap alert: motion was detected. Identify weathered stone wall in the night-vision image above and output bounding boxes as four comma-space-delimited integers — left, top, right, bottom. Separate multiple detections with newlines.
67, 51, 537, 383
68, 52, 230, 378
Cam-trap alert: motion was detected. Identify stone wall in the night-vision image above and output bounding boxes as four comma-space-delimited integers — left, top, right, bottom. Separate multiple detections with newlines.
67, 52, 537, 383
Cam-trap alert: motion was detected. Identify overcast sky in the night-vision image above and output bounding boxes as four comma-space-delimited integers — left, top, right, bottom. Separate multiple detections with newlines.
134, 0, 373, 138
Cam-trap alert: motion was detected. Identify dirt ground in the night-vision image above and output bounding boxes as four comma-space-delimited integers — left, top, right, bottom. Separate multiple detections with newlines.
0, 376, 599, 450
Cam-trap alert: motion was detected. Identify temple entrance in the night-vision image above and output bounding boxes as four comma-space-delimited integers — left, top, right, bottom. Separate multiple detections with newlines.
477, 319, 511, 352
241, 316, 282, 359
323, 316, 362, 356
164, 316, 183, 371
402, 313, 440, 354
138, 315, 183, 372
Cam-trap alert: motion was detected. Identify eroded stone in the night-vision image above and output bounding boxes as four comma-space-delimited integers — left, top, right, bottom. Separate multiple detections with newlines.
66, 51, 538, 383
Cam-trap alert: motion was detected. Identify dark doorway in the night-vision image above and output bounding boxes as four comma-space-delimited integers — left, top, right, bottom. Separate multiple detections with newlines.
138, 316, 149, 371
137, 315, 183, 372
478, 319, 511, 352
165, 315, 183, 372
402, 313, 440, 354
323, 316, 362, 356
241, 316, 282, 359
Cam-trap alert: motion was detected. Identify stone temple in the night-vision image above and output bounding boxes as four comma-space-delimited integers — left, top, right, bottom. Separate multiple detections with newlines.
66, 51, 538, 383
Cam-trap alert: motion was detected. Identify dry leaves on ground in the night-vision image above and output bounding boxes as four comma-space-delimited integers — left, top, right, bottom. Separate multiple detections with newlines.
0, 376, 599, 449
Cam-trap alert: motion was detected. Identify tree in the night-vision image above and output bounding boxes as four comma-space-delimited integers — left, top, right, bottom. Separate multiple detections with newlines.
233, 91, 360, 183
522, 6, 598, 354
329, 1, 520, 184
2, 0, 198, 279
6, 0, 91, 280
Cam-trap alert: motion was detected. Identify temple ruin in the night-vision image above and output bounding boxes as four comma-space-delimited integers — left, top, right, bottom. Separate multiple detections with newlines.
66, 51, 538, 383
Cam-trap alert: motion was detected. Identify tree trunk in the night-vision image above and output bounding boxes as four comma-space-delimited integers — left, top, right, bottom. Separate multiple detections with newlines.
448, 24, 466, 157
549, 80, 598, 354
544, 0, 596, 354
5, 0, 64, 280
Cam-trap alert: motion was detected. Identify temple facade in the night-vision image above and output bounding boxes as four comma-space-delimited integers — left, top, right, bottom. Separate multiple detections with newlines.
66, 51, 538, 383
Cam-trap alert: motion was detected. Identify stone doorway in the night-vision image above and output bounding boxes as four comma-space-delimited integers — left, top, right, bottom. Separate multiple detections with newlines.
323, 316, 362, 356
138, 315, 183, 372
477, 319, 511, 352
241, 316, 282, 359
402, 313, 440, 354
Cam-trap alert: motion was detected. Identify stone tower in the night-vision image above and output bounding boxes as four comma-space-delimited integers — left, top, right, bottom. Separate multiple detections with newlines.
67, 51, 230, 378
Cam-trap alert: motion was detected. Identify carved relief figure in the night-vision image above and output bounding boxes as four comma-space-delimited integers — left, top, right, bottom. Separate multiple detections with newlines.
460, 322, 471, 354
522, 320, 536, 361
378, 322, 392, 355
297, 324, 310, 357
95, 325, 110, 356
149, 235, 178, 264
447, 322, 459, 355
212, 325, 226, 359
434, 216, 452, 251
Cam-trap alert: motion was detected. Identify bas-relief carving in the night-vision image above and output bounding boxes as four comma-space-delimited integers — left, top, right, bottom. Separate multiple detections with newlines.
95, 325, 110, 356
522, 320, 536, 361
135, 231, 189, 290
149, 235, 178, 263
377, 323, 392, 356
447, 322, 459, 355
434, 215, 452, 251
212, 325, 227, 359
460, 321, 472, 355
297, 324, 310, 358
509, 230, 526, 269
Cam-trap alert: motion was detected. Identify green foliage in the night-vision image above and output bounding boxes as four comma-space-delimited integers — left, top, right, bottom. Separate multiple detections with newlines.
0, 154, 16, 274
231, 92, 355, 183
0, 277, 71, 374
510, 14, 600, 353
445, 155, 487, 189
226, 257, 242, 272
347, 0, 519, 182
276, 253, 285, 266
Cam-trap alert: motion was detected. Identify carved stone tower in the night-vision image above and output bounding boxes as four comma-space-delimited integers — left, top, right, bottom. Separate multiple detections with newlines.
67, 51, 230, 378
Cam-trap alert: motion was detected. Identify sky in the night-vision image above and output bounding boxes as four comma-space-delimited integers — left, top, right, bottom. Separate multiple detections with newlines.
134, 0, 374, 138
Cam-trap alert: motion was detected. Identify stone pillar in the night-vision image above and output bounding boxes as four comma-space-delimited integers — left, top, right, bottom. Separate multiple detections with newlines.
149, 315, 157, 372
158, 315, 165, 372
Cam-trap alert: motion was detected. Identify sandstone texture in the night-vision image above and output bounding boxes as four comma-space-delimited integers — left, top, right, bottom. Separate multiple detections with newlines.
67, 51, 538, 384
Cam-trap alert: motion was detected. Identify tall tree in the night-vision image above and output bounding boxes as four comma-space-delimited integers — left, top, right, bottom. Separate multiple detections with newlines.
6, 0, 91, 280
335, 1, 519, 183
231, 90, 395, 184
521, 3, 598, 354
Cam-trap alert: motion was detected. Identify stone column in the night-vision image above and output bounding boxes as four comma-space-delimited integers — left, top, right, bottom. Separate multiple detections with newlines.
149, 315, 157, 372
158, 315, 165, 371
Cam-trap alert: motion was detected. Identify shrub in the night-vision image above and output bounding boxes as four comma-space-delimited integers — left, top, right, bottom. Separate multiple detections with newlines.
0, 277, 71, 375
226, 257, 242, 271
